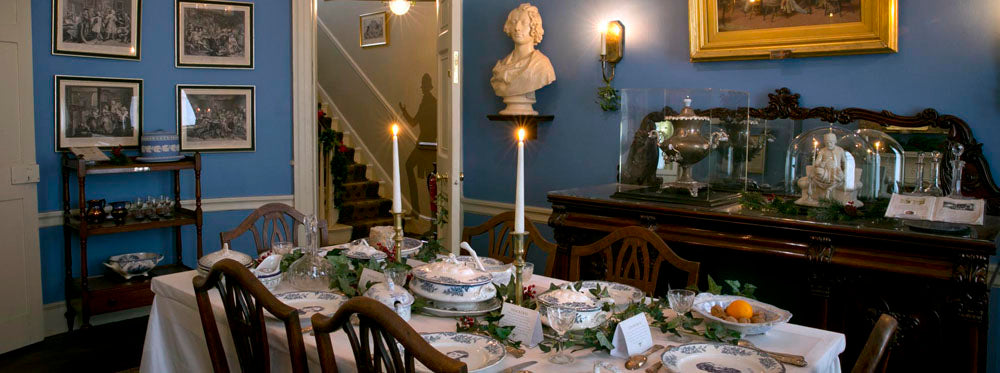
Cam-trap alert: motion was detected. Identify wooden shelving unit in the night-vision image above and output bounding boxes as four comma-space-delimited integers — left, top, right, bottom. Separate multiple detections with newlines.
61, 154, 203, 330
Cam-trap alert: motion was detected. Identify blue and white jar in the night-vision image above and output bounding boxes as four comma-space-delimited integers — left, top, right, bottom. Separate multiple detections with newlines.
138, 130, 182, 162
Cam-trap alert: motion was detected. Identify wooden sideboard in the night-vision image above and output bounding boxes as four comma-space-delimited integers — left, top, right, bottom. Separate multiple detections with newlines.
547, 183, 997, 372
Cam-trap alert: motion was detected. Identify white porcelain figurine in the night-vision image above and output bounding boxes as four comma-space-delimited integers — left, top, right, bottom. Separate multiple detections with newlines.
490, 3, 556, 116
796, 132, 864, 207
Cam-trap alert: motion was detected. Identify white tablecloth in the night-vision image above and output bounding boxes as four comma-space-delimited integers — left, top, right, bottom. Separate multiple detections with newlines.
140, 271, 845, 373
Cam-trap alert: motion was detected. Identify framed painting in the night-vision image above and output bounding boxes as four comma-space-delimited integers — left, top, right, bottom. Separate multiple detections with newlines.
360, 11, 389, 48
689, 0, 897, 61
52, 0, 141, 60
55, 75, 142, 151
175, 0, 254, 69
176, 85, 255, 152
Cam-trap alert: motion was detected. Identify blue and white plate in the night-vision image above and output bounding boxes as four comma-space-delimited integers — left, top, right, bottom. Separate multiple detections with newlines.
272, 291, 348, 325
417, 332, 505, 373
660, 343, 785, 373
104, 252, 163, 279
577, 281, 644, 311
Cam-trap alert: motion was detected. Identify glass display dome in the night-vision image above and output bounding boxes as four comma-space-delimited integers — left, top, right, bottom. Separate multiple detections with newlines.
855, 128, 905, 198
785, 126, 875, 206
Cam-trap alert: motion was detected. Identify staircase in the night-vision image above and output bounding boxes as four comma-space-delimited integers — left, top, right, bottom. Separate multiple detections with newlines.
319, 108, 395, 240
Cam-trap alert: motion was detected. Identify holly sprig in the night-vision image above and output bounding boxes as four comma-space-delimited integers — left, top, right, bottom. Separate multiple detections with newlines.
456, 313, 522, 349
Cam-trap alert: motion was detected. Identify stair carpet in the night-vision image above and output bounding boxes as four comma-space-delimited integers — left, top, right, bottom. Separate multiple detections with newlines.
336, 134, 394, 240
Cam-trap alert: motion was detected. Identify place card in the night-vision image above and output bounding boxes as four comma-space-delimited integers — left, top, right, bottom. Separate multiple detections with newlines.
610, 312, 653, 358
358, 268, 386, 293
498, 302, 543, 347
406, 258, 427, 268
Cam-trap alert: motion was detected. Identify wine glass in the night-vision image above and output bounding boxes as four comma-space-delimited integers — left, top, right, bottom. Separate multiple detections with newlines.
545, 306, 578, 364
667, 289, 696, 342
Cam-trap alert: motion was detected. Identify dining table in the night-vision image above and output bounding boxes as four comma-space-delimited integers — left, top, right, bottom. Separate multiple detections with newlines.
140, 270, 846, 373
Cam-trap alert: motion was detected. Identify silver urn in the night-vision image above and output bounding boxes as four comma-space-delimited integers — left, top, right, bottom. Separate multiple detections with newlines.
658, 97, 727, 197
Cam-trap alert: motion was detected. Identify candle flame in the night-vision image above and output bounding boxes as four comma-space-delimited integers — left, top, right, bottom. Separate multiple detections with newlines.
391, 124, 399, 136
517, 128, 527, 142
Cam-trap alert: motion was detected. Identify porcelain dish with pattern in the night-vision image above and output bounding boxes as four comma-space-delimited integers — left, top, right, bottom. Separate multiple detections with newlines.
413, 332, 506, 373
363, 281, 415, 321
659, 343, 785, 373
536, 285, 609, 331
251, 255, 282, 292
197, 244, 254, 275
409, 256, 496, 306
103, 252, 163, 279
437, 255, 534, 286
271, 291, 348, 325
414, 297, 503, 318
692, 294, 793, 335
577, 281, 644, 311
323, 237, 422, 258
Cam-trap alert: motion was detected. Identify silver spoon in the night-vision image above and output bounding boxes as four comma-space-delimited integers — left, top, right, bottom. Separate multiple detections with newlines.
624, 344, 664, 370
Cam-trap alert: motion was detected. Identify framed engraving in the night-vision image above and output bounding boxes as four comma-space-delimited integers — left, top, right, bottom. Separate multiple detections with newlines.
176, 85, 255, 152
176, 0, 253, 69
55, 75, 142, 151
52, 0, 141, 60
360, 11, 389, 48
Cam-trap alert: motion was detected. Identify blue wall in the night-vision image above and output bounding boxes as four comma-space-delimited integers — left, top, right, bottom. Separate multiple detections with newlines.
31, 0, 293, 305
463, 1, 999, 371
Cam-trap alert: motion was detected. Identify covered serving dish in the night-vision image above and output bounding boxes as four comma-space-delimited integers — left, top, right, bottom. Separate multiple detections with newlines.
364, 277, 415, 321
536, 285, 610, 331
198, 243, 254, 275
410, 255, 496, 309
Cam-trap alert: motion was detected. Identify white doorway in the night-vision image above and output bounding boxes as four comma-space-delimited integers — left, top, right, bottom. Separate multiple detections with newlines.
0, 0, 44, 353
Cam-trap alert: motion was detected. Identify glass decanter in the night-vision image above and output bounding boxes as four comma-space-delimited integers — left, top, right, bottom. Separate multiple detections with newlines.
949, 143, 966, 199
924, 151, 944, 196
910, 152, 927, 195
286, 215, 334, 291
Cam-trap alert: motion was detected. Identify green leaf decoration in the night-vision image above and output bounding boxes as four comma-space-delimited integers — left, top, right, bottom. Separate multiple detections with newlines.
707, 275, 723, 295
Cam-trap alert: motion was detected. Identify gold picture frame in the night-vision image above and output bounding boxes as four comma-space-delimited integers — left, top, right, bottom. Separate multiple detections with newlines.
360, 11, 389, 48
689, 0, 897, 62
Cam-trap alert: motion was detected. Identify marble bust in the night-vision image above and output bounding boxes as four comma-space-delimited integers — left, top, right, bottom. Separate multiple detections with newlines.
796, 132, 863, 207
490, 3, 556, 115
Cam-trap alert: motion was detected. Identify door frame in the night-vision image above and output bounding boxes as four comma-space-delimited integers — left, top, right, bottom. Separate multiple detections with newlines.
292, 0, 318, 215
292, 1, 464, 219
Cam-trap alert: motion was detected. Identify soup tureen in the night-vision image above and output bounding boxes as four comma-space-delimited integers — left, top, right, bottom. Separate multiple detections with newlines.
410, 255, 496, 309
536, 285, 610, 331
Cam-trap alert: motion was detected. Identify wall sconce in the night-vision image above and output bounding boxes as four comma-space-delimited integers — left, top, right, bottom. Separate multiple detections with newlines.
600, 20, 624, 83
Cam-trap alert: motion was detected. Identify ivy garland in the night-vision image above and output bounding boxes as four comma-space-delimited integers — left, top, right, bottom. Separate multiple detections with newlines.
740, 191, 890, 223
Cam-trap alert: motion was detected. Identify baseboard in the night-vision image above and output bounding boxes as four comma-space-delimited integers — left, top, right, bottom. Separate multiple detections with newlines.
37, 195, 295, 228
42, 301, 151, 337
461, 197, 552, 222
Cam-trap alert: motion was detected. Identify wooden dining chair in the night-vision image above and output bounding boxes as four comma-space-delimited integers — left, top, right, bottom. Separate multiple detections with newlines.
220, 203, 329, 255
193, 259, 309, 373
461, 211, 558, 277
312, 297, 467, 373
569, 226, 699, 295
851, 313, 899, 373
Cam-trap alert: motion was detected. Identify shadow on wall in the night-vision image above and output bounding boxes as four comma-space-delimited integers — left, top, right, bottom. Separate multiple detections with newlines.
400, 73, 437, 215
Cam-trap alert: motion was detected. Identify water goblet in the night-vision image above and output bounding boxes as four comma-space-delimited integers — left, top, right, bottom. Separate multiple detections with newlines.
272, 241, 294, 256
667, 289, 696, 342
545, 306, 578, 365
130, 197, 146, 221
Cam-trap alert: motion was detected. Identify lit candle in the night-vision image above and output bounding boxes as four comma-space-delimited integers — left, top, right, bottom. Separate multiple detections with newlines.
391, 124, 402, 213
514, 128, 526, 233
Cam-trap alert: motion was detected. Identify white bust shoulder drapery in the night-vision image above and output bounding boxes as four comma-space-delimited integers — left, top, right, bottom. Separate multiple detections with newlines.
491, 3, 556, 116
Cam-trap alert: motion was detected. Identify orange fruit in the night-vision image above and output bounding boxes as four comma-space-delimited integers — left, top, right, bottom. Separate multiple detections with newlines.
725, 300, 754, 319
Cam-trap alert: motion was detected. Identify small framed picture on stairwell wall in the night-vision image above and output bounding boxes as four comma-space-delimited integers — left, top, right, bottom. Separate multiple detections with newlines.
359, 11, 388, 48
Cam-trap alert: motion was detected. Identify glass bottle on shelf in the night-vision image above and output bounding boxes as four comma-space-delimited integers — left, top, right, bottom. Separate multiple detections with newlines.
924, 151, 944, 196
949, 143, 966, 199
286, 215, 334, 292
910, 152, 927, 195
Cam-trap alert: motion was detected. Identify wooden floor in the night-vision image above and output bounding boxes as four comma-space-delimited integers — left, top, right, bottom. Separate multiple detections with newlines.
0, 316, 148, 372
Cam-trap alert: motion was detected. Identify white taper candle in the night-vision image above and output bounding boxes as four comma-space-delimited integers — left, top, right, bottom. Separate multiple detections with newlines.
391, 124, 402, 213
514, 128, 526, 233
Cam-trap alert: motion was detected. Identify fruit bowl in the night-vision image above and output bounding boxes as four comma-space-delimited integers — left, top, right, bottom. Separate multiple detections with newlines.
691, 294, 792, 335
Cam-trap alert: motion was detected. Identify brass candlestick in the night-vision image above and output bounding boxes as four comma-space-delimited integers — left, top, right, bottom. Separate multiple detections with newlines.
392, 211, 404, 263
511, 231, 528, 306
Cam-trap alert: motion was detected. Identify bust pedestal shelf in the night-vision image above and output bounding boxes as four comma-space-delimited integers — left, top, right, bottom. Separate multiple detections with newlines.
486, 114, 554, 140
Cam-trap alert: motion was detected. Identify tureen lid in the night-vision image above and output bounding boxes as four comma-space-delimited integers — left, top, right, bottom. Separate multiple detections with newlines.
364, 280, 414, 307
438, 255, 510, 273
199, 243, 253, 270
412, 255, 493, 286
536, 286, 601, 311
663, 96, 712, 121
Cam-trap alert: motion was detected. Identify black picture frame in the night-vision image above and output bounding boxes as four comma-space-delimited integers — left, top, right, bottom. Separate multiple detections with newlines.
175, 0, 254, 69
176, 84, 255, 152
52, 0, 142, 60
55, 75, 143, 151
